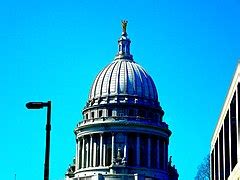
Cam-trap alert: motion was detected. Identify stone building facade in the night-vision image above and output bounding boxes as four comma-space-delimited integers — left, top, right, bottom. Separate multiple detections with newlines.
66, 21, 178, 180
211, 63, 240, 180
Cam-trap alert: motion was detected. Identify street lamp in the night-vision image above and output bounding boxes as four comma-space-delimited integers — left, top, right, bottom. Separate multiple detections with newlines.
26, 101, 51, 180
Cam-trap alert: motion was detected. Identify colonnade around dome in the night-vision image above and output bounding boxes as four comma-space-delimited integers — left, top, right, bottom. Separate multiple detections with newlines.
72, 132, 169, 179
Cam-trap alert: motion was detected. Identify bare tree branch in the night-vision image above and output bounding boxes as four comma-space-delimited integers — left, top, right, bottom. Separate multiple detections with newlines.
195, 155, 210, 180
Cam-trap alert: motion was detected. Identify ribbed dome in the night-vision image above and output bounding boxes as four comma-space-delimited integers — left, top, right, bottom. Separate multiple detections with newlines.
89, 59, 158, 101
87, 21, 159, 107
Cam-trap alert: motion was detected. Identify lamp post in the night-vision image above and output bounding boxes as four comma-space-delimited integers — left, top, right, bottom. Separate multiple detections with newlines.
26, 101, 51, 180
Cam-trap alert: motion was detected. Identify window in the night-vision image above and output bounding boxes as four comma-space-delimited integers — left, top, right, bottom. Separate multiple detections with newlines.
127, 133, 136, 166
85, 113, 88, 120
215, 140, 219, 180
224, 111, 230, 178
219, 127, 224, 179
129, 109, 134, 116
118, 108, 125, 116
230, 93, 237, 170
148, 112, 153, 119
108, 109, 112, 116
106, 147, 112, 166
138, 109, 145, 118
211, 150, 214, 180
140, 134, 148, 167
91, 112, 94, 119
119, 113, 124, 117
99, 110, 103, 117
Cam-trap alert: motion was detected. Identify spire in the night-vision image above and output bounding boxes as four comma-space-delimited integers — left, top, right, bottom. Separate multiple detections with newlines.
115, 20, 133, 61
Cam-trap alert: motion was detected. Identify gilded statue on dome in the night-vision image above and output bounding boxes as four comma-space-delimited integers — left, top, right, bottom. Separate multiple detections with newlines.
121, 20, 128, 34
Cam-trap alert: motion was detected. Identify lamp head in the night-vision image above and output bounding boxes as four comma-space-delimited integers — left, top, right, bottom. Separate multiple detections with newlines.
26, 102, 48, 109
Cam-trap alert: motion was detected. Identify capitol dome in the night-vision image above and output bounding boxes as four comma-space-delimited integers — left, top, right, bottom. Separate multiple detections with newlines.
87, 22, 160, 109
66, 21, 178, 180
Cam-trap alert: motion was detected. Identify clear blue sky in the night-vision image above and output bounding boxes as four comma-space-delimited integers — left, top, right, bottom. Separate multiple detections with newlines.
1, 0, 240, 179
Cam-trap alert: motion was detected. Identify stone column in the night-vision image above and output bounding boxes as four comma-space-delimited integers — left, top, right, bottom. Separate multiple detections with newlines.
124, 134, 127, 162
100, 133, 103, 166
148, 137, 151, 168
163, 141, 166, 170
75, 139, 79, 170
90, 135, 93, 167
136, 135, 140, 166
77, 138, 81, 170
166, 141, 168, 170
81, 137, 85, 168
111, 133, 115, 164
103, 140, 106, 166
157, 138, 160, 169
86, 139, 89, 168
79, 139, 82, 169
93, 137, 97, 167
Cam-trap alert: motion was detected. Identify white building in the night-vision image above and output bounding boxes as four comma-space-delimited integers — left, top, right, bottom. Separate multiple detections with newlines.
211, 62, 240, 180
65, 21, 178, 180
